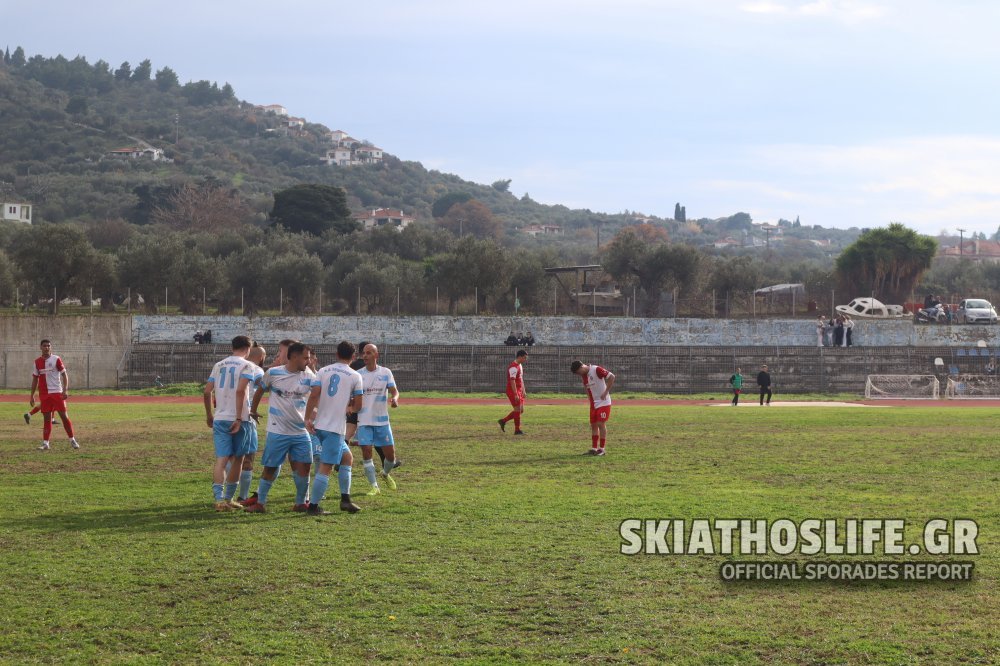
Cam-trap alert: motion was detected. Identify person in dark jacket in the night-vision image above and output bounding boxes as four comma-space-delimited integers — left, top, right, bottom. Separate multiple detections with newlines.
504, 331, 518, 346
757, 364, 772, 406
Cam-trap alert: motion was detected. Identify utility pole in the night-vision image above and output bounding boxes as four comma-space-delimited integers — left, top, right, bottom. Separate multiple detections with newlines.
174, 114, 179, 143
957, 228, 966, 256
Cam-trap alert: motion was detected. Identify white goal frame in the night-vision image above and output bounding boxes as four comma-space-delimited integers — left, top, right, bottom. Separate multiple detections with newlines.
945, 375, 1000, 400
864, 375, 940, 400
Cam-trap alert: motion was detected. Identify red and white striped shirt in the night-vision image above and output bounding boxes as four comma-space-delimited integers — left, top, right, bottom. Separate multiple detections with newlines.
582, 365, 612, 408
33, 355, 65, 396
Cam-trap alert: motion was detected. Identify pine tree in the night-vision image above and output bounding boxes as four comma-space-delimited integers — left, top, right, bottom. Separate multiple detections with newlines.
674, 202, 681, 221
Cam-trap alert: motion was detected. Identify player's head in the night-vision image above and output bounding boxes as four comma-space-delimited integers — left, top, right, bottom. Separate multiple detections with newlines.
40, 339, 52, 355
736, 367, 741, 373
516, 350, 528, 363
303, 345, 317, 369
337, 340, 356, 362
761, 364, 768, 371
248, 344, 266, 366
570, 360, 587, 376
232, 335, 252, 352
275, 338, 298, 365
286, 342, 308, 371
362, 343, 379, 366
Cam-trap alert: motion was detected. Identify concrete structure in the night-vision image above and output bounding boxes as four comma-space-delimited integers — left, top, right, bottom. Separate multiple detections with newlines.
522, 224, 564, 237
131, 315, 1000, 348
354, 208, 415, 231
106, 146, 164, 161
2, 202, 31, 224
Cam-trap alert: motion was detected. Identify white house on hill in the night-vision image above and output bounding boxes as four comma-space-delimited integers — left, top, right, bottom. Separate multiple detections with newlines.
2, 202, 32, 224
355, 208, 414, 231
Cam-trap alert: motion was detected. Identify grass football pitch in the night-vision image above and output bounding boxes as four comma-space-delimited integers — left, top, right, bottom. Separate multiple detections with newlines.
0, 400, 997, 664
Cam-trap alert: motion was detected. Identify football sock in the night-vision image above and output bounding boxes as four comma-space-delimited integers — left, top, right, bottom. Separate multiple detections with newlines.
293, 472, 309, 505
383, 458, 395, 474
212, 483, 224, 501
223, 482, 237, 500
599, 438, 606, 449
513, 414, 521, 430
338, 463, 352, 495
238, 470, 253, 500
363, 459, 378, 487
503, 410, 517, 423
257, 477, 275, 505
310, 473, 330, 506
591, 434, 599, 449
61, 417, 74, 438
43, 419, 52, 441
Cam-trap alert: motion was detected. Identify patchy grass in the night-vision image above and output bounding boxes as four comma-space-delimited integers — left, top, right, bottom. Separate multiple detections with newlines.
0, 402, 996, 663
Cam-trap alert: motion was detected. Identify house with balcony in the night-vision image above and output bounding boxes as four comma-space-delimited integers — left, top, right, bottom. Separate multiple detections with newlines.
2, 202, 32, 224
355, 208, 415, 231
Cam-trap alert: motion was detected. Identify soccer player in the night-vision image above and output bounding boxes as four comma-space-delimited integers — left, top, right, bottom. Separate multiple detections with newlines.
498, 350, 528, 435
244, 342, 317, 513
204, 335, 257, 511
304, 340, 364, 514
30, 339, 80, 451
270, 339, 298, 369
357, 344, 399, 495
235, 344, 267, 503
570, 360, 616, 456
729, 367, 743, 406
757, 364, 773, 406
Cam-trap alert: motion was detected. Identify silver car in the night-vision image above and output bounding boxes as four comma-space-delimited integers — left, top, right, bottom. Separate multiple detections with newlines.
957, 298, 998, 324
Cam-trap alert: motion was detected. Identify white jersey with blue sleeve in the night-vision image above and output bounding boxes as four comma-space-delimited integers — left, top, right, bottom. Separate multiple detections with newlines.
261, 366, 317, 436
358, 365, 396, 427
207, 355, 256, 422
312, 362, 364, 435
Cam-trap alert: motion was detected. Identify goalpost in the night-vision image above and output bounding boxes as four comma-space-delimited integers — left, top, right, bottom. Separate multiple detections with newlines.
864, 375, 940, 400
945, 375, 1000, 399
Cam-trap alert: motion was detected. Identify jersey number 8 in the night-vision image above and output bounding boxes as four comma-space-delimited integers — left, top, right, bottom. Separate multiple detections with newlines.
327, 374, 341, 397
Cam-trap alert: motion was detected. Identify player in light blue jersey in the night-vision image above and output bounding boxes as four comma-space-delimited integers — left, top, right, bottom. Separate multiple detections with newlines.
203, 335, 257, 511
304, 340, 364, 514
357, 343, 400, 495
235, 344, 266, 503
244, 342, 317, 513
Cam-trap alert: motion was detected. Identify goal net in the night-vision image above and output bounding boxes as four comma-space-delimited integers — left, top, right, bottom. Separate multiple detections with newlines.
865, 375, 940, 400
945, 375, 1000, 399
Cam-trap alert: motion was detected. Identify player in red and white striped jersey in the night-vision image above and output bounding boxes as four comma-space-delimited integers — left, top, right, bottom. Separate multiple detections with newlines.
29, 339, 79, 451
570, 360, 615, 456
498, 350, 528, 435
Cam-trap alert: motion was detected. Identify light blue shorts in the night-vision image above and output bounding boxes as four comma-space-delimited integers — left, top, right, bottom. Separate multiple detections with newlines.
261, 432, 313, 468
316, 430, 350, 465
247, 425, 260, 454
357, 424, 394, 448
213, 420, 253, 458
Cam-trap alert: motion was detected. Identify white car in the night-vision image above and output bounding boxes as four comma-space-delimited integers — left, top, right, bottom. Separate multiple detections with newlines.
957, 299, 998, 324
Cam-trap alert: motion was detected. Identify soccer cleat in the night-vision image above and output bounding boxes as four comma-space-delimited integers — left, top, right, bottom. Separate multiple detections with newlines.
340, 500, 361, 513
38, 441, 50, 451
227, 499, 244, 509
381, 472, 397, 490
498, 418, 506, 432
244, 502, 267, 513
514, 430, 525, 436
70, 438, 80, 450
292, 503, 309, 512
23, 413, 31, 425
214, 501, 232, 512
241, 493, 258, 507
392, 458, 403, 470
595, 449, 606, 456
584, 448, 598, 456
365, 485, 381, 496
306, 504, 330, 516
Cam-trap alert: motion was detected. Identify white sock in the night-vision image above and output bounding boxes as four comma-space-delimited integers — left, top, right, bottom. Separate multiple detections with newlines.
383, 458, 395, 475
363, 459, 378, 486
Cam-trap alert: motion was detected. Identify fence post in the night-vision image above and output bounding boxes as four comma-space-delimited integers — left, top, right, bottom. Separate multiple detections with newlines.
435, 287, 439, 315
241, 287, 244, 314
475, 287, 478, 315
319, 285, 323, 314
90, 287, 93, 315
397, 287, 400, 315
357, 286, 361, 315
165, 286, 168, 313
2, 351, 6, 389
87, 353, 91, 389
279, 288, 283, 315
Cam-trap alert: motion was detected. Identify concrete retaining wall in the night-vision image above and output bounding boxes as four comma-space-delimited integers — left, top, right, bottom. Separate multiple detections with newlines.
133, 315, 1000, 348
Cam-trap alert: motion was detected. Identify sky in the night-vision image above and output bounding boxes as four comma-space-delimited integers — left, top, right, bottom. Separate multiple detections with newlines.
8, 0, 1000, 234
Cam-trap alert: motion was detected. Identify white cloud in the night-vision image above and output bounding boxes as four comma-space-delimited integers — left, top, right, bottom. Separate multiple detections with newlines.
740, 0, 888, 22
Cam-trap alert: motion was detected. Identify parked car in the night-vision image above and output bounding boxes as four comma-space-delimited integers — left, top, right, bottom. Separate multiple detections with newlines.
956, 299, 998, 324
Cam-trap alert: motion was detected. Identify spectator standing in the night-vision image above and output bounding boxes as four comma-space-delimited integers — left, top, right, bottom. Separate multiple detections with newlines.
757, 364, 773, 406
815, 316, 825, 348
843, 315, 854, 347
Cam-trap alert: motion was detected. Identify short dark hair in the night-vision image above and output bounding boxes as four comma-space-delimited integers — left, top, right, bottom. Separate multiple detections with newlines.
40, 338, 51, 345
358, 340, 371, 354
287, 342, 307, 359
232, 335, 252, 351
337, 340, 356, 361
516, 350, 528, 358
279, 338, 298, 347
570, 360, 583, 373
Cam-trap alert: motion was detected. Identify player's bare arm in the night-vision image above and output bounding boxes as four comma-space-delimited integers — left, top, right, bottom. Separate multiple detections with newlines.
29, 375, 38, 406
230, 376, 250, 434
304, 385, 322, 433
389, 385, 400, 408
249, 383, 265, 422
349, 394, 362, 414
202, 382, 214, 428
60, 369, 69, 398
603, 372, 616, 400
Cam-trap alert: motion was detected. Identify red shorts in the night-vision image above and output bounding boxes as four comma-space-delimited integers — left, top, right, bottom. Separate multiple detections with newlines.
590, 405, 611, 424
507, 392, 525, 408
40, 393, 67, 413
